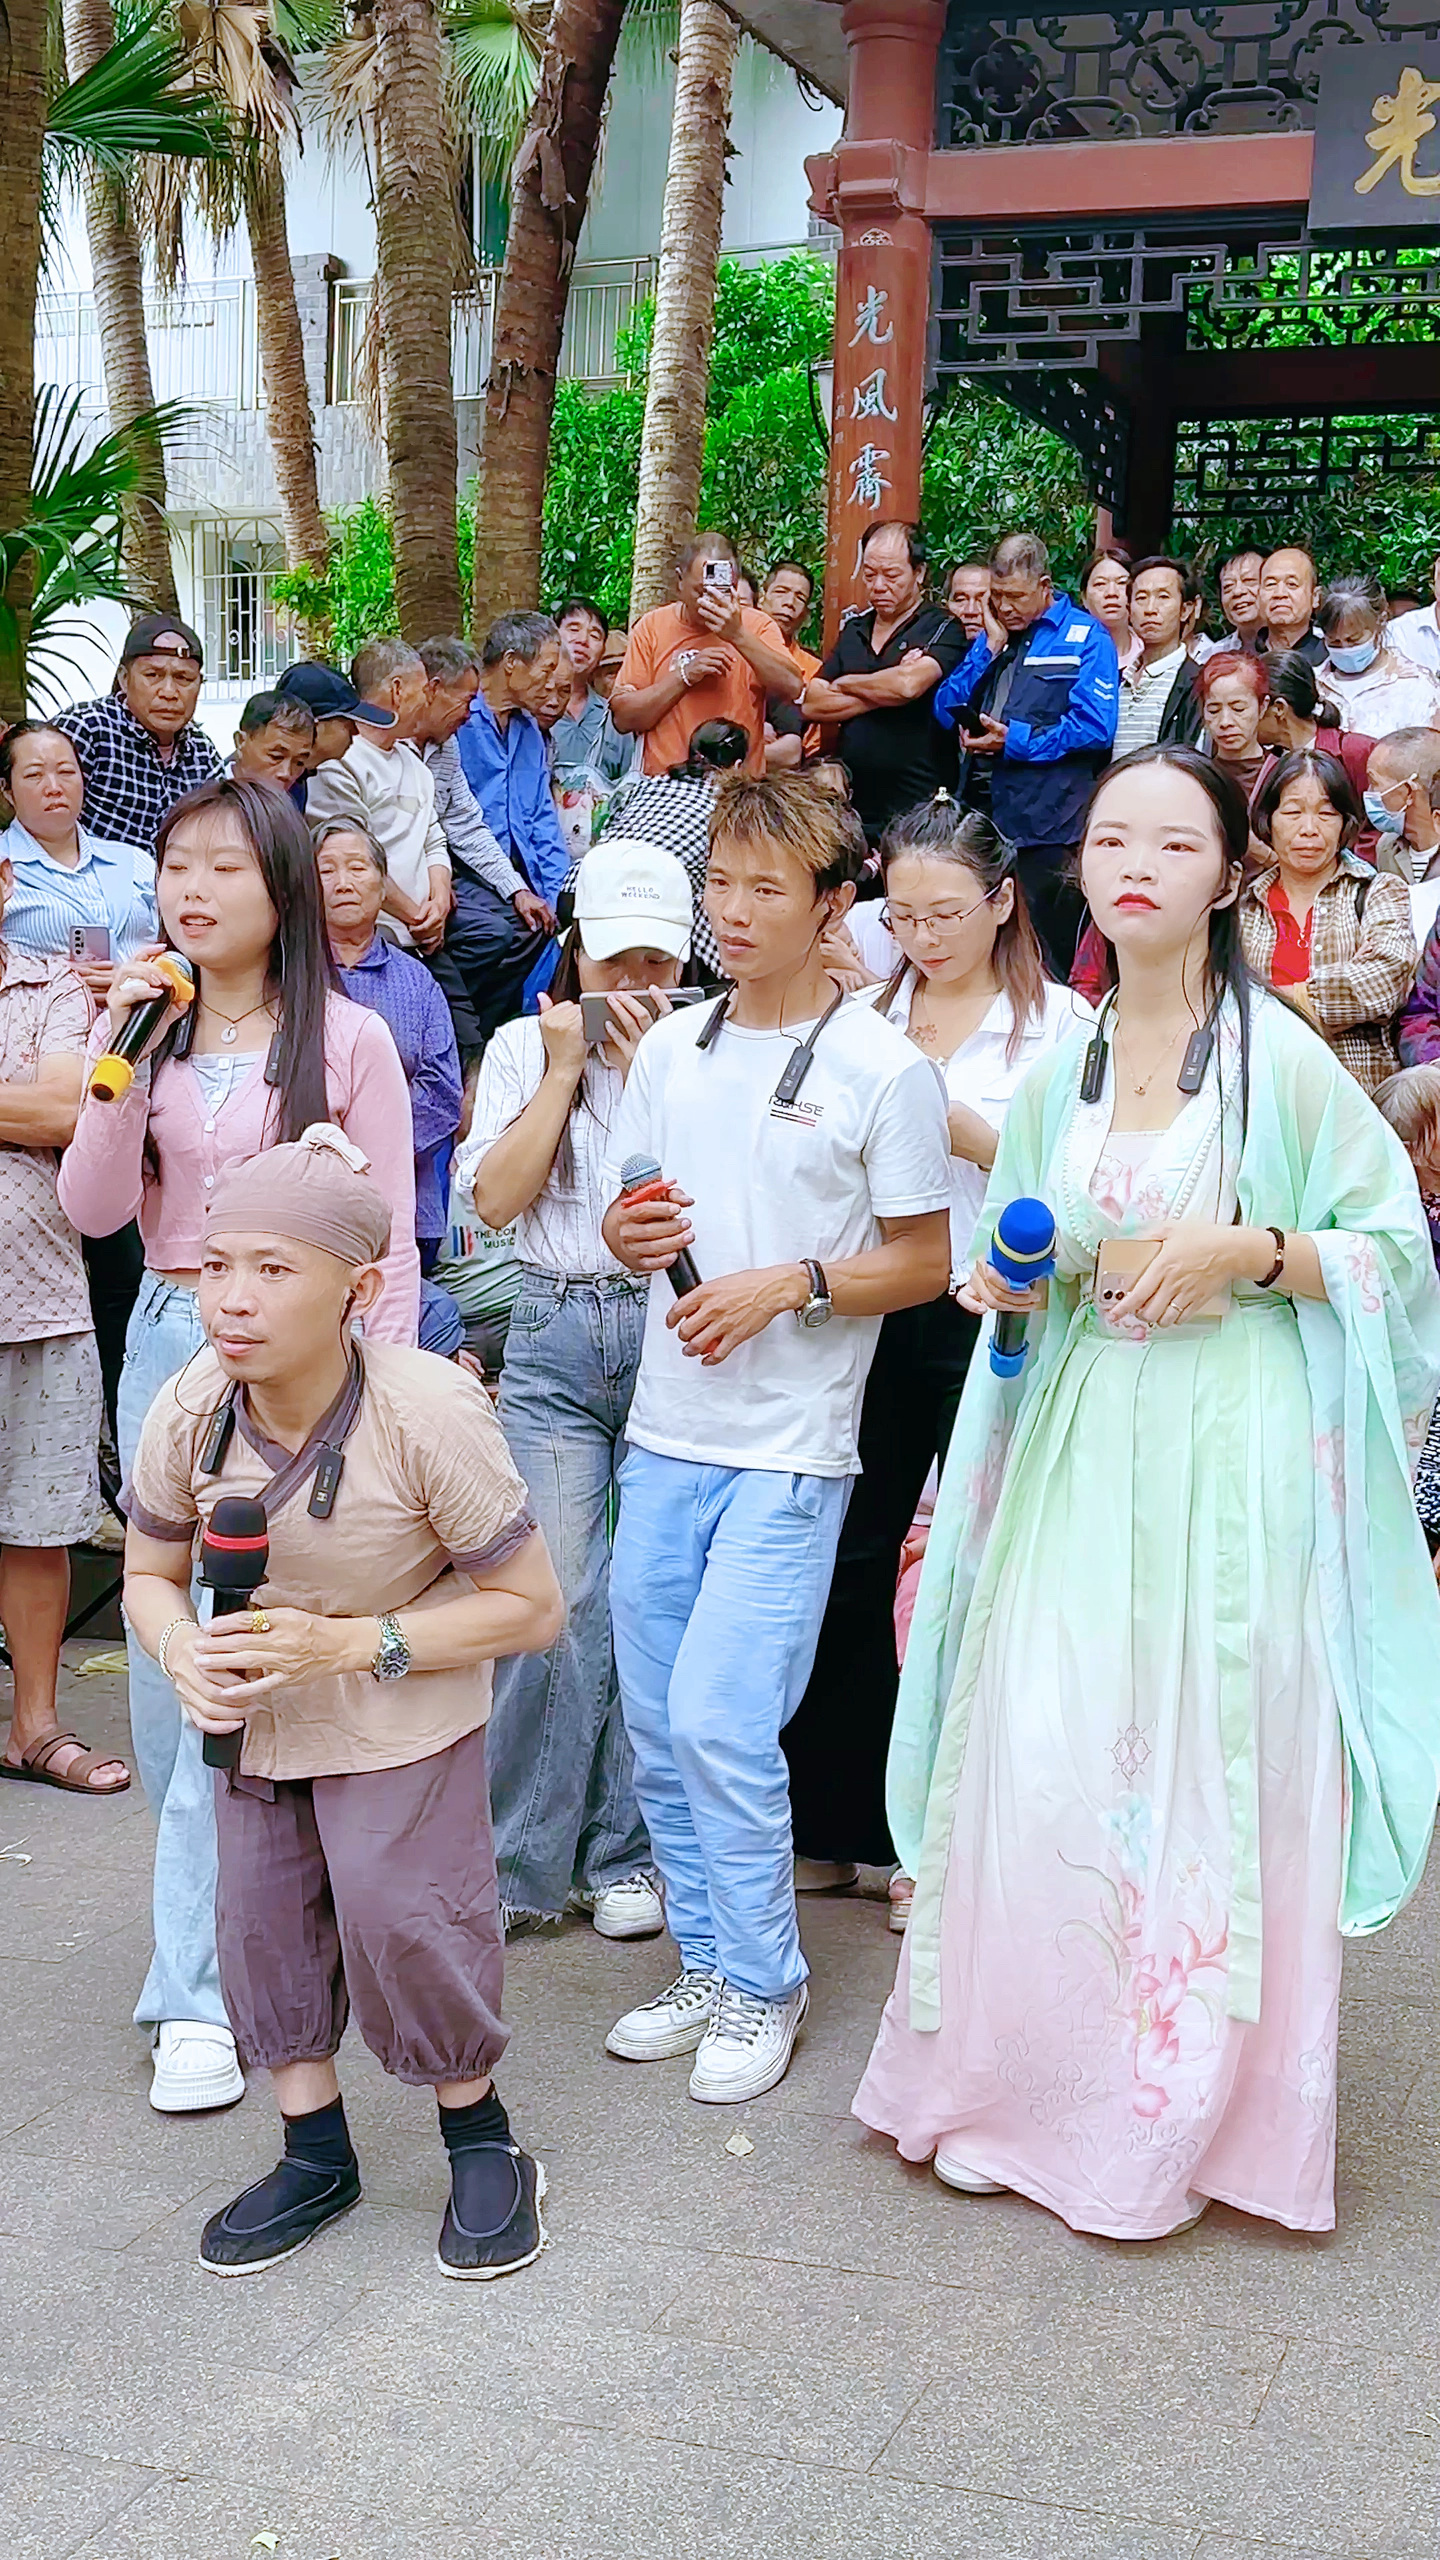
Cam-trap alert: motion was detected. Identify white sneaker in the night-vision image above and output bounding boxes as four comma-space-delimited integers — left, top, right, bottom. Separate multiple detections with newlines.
573, 1873, 665, 1940
605, 1968, 721, 2061
688, 1979, 808, 2104
150, 2022, 245, 2113
933, 2138, 1006, 2195
793, 1858, 858, 1893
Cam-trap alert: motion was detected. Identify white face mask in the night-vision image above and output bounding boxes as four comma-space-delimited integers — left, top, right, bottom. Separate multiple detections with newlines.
1328, 638, 1380, 676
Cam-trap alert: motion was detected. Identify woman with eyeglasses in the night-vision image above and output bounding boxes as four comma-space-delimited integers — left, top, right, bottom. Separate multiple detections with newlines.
783, 795, 1092, 1925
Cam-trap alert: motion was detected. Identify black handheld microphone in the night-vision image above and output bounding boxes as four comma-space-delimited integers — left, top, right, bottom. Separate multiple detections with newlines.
87, 952, 195, 1103
198, 1495, 269, 1771
620, 1152, 702, 1296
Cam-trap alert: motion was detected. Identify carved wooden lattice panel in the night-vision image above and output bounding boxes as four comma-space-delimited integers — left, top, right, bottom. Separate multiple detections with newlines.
938, 0, 1440, 144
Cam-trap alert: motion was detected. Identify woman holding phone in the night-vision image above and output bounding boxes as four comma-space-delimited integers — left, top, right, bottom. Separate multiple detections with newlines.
0, 721, 156, 995
462, 838, 696, 1941
58, 775, 417, 2117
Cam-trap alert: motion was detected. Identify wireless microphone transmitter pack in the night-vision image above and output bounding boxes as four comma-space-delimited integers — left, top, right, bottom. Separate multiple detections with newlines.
988, 1197, 1058, 1379
197, 1495, 269, 1770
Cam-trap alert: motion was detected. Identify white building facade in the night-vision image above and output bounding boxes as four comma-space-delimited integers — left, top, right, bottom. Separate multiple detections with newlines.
37, 29, 840, 742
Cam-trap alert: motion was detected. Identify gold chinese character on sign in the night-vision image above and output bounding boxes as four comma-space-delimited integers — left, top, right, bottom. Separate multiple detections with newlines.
1354, 64, 1440, 197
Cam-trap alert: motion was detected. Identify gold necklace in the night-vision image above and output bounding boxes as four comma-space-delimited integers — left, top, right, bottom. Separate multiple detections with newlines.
200, 996, 275, 1049
1114, 1014, 1190, 1098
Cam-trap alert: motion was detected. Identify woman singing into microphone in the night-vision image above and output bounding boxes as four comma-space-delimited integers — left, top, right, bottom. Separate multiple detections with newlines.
59, 776, 417, 2117
856, 742, 1440, 2240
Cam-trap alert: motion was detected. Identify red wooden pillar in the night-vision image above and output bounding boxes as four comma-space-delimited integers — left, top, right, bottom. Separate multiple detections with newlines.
807, 0, 947, 649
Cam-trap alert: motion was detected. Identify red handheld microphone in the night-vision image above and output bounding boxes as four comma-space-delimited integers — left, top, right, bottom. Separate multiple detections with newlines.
620, 1152, 702, 1296
198, 1495, 269, 1771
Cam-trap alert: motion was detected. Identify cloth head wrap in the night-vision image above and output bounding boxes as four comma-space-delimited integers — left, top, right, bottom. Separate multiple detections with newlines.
204, 1123, 391, 1265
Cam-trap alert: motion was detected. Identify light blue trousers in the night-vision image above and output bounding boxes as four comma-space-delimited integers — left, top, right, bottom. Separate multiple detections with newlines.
116, 1275, 226, 2032
487, 1272, 652, 1921
610, 1449, 847, 2003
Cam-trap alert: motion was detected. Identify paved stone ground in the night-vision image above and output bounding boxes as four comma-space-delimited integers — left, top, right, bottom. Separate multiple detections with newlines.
2, 1644, 1438, 2560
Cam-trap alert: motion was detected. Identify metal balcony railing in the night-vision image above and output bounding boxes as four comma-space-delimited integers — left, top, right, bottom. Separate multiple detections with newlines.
36, 279, 260, 410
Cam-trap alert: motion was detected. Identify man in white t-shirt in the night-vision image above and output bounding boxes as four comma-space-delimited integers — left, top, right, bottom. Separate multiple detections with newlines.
305, 640, 452, 956
600, 773, 951, 2105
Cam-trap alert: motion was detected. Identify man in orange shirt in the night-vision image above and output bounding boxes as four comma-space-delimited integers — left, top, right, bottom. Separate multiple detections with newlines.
610, 534, 801, 777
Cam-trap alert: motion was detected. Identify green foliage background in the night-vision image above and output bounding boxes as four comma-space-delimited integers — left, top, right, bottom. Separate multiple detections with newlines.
277, 247, 1440, 656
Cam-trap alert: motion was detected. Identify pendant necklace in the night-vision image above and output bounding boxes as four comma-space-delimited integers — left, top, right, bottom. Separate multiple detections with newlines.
1114, 1015, 1188, 1097
202, 998, 273, 1048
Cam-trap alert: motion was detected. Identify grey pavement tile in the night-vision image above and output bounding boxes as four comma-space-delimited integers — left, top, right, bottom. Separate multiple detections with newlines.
295, 2315, 926, 2471
10, 2085, 283, 2185
0, 2017, 143, 2139
478, 2430, 1201, 2560
0, 2443, 153, 2560
0, 2229, 366, 2375
877, 2382, 1439, 2555
1195, 2543, 1416, 2560
0, 2347, 545, 2525
60, 2476, 510, 2560
0, 1862, 151, 1961
288, 2218, 702, 2338
0, 1941, 151, 2031
0, 2144, 218, 2249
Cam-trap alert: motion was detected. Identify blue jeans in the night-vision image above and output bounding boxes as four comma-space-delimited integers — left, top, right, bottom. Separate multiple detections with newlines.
116, 1274, 227, 2032
610, 1450, 848, 2002
488, 1273, 651, 1920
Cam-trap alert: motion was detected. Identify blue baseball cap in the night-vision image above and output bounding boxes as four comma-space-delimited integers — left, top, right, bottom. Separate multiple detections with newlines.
276, 661, 396, 728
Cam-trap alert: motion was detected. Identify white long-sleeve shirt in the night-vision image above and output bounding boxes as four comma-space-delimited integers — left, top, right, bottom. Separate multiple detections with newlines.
306, 736, 449, 925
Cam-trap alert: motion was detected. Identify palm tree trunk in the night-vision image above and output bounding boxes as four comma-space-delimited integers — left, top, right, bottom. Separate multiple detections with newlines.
63, 0, 179, 614
629, 0, 737, 624
372, 0, 460, 636
470, 0, 627, 634
0, 0, 48, 716
243, 135, 329, 574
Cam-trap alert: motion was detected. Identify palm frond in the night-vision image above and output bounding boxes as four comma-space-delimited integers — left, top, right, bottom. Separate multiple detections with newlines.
173, 0, 297, 142
309, 15, 379, 159
44, 9, 232, 180
0, 386, 195, 711
443, 0, 541, 181
270, 0, 349, 59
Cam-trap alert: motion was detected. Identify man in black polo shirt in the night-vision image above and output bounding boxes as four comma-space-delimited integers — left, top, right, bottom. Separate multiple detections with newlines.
802, 523, 964, 843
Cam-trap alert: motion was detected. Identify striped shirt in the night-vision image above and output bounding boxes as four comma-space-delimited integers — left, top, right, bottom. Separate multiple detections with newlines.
1, 820, 156, 964
53, 696, 222, 855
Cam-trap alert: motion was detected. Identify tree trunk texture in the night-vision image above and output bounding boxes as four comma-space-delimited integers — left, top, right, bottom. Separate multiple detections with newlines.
63, 0, 179, 614
0, 0, 48, 715
372, 0, 461, 637
244, 135, 329, 573
628, 0, 737, 625
469, 0, 627, 635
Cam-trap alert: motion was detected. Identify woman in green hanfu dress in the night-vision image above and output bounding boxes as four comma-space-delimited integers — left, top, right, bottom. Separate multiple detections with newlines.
855, 744, 1440, 2240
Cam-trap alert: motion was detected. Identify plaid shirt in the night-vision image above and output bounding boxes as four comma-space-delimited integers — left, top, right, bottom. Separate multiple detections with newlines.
586, 772, 723, 977
1240, 850, 1416, 1094
54, 695, 222, 856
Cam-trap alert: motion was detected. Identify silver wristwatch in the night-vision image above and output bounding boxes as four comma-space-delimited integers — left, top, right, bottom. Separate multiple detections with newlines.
370, 1612, 411, 1680
796, 1258, 833, 1330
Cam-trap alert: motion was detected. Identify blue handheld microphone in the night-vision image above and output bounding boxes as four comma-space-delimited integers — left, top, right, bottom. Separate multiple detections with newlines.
988, 1197, 1057, 1379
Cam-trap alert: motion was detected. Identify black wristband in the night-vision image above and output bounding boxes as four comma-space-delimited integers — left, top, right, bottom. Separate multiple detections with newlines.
1256, 1225, 1286, 1289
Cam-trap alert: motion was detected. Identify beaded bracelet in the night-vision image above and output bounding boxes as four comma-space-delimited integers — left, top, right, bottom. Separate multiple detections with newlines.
156, 1617, 193, 1680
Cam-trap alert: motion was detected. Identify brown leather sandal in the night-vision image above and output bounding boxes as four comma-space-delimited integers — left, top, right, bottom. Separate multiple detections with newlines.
0, 1728, 131, 1795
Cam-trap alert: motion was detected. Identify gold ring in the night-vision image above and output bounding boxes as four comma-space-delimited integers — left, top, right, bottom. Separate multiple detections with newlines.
249, 1608, 271, 1634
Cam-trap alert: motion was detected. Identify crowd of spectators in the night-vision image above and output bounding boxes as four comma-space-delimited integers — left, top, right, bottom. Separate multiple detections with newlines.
5, 520, 1440, 2136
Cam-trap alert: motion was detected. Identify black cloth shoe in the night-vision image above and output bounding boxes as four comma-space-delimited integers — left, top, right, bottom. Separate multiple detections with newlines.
436, 2142, 547, 2280
200, 2156, 361, 2276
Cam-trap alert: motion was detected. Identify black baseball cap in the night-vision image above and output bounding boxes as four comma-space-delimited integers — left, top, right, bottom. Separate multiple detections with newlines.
120, 611, 203, 667
276, 661, 396, 729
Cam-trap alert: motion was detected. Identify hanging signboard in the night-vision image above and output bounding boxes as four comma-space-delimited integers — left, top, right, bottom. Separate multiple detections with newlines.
1310, 40, 1440, 232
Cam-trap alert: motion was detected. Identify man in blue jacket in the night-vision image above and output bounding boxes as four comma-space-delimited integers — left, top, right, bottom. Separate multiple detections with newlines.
457, 612, 572, 1023
934, 533, 1118, 975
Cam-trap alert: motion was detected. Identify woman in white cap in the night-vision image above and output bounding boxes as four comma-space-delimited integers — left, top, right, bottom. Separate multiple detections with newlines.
459, 839, 697, 1940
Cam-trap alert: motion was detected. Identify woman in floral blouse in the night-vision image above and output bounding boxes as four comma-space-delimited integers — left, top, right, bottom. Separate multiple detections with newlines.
1241, 749, 1416, 1094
